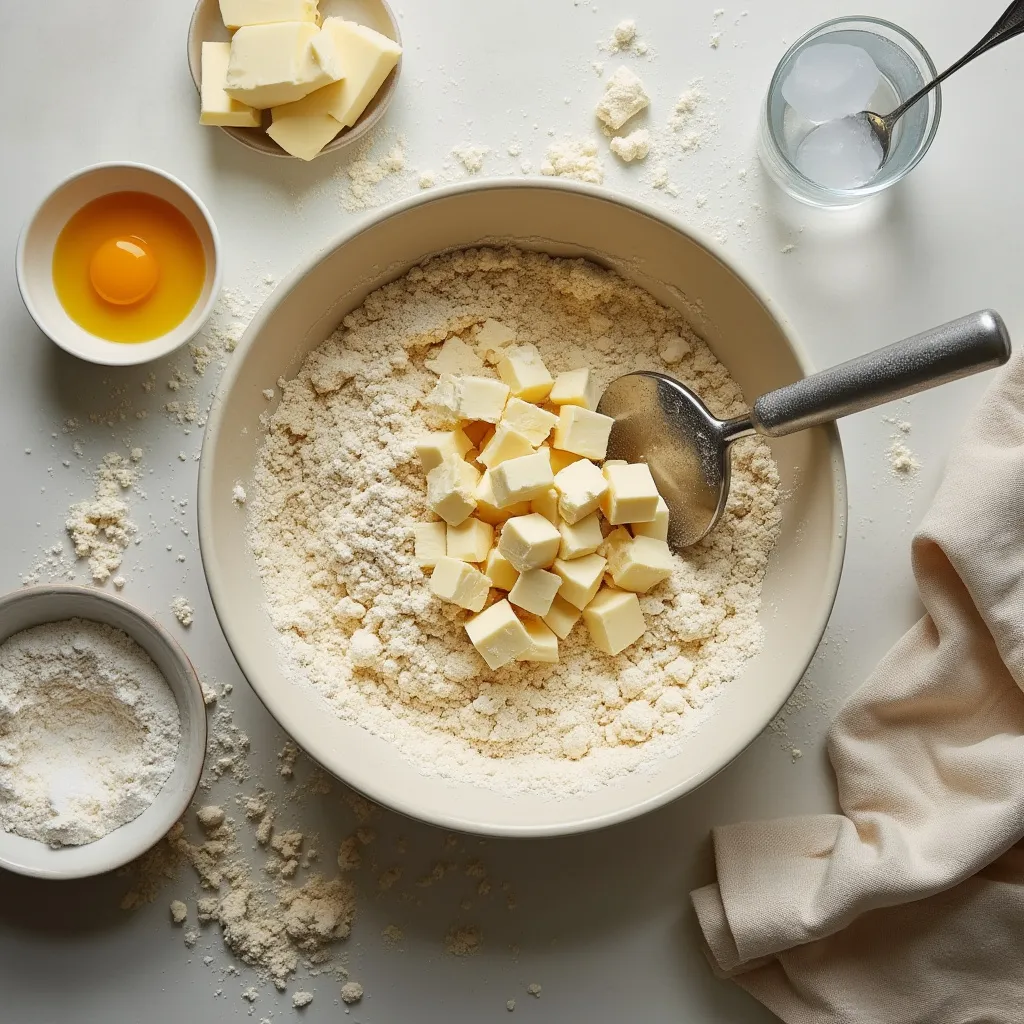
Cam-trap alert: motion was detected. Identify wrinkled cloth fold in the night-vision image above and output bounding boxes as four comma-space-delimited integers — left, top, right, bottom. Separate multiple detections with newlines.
691, 353, 1024, 1023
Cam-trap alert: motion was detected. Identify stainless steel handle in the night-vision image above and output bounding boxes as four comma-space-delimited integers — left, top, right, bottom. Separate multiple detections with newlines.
751, 310, 1012, 437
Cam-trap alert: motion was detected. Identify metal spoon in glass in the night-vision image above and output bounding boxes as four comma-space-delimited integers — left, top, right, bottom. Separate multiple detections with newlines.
861, 0, 1024, 163
597, 310, 1011, 552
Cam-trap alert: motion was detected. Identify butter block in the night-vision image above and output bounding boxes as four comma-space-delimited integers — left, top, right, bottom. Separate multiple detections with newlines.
200, 42, 262, 127
412, 521, 446, 568
446, 518, 494, 563
501, 397, 558, 446
584, 587, 647, 655
558, 512, 603, 560
415, 429, 473, 474
465, 599, 532, 670
267, 108, 342, 160
549, 368, 598, 410
497, 346, 554, 403
225, 23, 336, 109
474, 471, 531, 524
552, 406, 614, 460
429, 374, 510, 424
484, 547, 519, 591
517, 617, 560, 664
553, 458, 608, 525
549, 448, 583, 474
219, 0, 319, 30
531, 488, 560, 525
498, 514, 561, 572
542, 594, 582, 640
601, 462, 660, 525
430, 557, 490, 613
426, 455, 478, 526
475, 319, 517, 363
607, 534, 674, 593
490, 450, 555, 507
552, 553, 607, 610
632, 496, 670, 542
478, 423, 534, 469
509, 568, 562, 617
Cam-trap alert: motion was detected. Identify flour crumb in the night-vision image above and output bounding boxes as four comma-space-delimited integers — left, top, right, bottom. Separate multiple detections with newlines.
527, 983, 542, 997
541, 139, 604, 183
446, 925, 482, 956
242, 987, 259, 1003
710, 31, 721, 48
233, 483, 247, 505
292, 991, 314, 1008
171, 597, 194, 627
198, 805, 226, 830
202, 682, 219, 706
170, 899, 188, 924
382, 923, 404, 945
608, 19, 635, 50
507, 998, 516, 1011
888, 441, 921, 476
595, 66, 650, 131
780, 244, 796, 254
278, 742, 299, 778
343, 138, 407, 212
262, 389, 275, 401
609, 128, 651, 163
419, 171, 436, 189
112, 575, 126, 589
66, 453, 139, 582
452, 144, 490, 174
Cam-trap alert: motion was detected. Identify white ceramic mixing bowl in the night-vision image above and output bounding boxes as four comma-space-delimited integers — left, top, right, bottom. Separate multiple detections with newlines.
198, 181, 846, 837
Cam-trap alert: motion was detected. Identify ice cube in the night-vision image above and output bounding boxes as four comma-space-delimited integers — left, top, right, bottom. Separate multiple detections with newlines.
795, 115, 884, 190
781, 42, 881, 124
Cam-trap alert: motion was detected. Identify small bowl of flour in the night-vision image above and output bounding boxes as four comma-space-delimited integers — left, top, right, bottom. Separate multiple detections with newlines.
0, 585, 206, 879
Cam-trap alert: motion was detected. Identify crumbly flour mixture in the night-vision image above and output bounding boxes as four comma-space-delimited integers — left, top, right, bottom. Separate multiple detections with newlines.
0, 619, 180, 846
249, 248, 780, 793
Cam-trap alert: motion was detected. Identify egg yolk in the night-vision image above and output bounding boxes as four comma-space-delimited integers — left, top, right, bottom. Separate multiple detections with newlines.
89, 236, 160, 306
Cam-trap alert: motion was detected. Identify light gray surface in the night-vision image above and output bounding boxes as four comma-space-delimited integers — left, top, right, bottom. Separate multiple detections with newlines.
0, 0, 1020, 1020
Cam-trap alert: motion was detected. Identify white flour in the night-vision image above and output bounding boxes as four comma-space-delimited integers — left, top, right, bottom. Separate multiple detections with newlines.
248, 248, 780, 795
0, 619, 179, 847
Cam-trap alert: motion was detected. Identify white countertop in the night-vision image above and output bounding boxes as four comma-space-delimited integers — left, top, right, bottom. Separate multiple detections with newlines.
1, 0, 1019, 1020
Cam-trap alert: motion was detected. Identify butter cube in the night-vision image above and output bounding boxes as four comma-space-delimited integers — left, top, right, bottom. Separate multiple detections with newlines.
497, 346, 554, 403
558, 512, 603, 560
426, 455, 478, 526
219, 0, 319, 30
465, 599, 532, 670
478, 423, 535, 469
501, 397, 558, 446
517, 617, 560, 664
474, 471, 531, 524
200, 43, 262, 127
475, 319, 517, 363
498, 514, 561, 572
484, 547, 519, 591
446, 518, 494, 563
607, 534, 674, 592
553, 458, 608, 525
549, 448, 583, 474
509, 568, 562, 617
601, 463, 660, 525
552, 553, 607, 610
490, 451, 554, 507
549, 368, 598, 410
531, 487, 560, 525
267, 108, 342, 160
429, 374, 509, 424
632, 496, 670, 542
552, 406, 614, 460
583, 587, 647, 655
412, 521, 446, 568
543, 595, 582, 640
225, 23, 335, 109
415, 429, 472, 474
430, 557, 490, 613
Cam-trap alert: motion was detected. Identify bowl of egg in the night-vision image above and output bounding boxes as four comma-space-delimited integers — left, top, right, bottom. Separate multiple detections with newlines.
16, 162, 222, 366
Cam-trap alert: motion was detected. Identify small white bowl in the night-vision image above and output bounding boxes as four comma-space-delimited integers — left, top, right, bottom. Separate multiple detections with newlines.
0, 586, 207, 880
187, 0, 403, 159
16, 162, 223, 367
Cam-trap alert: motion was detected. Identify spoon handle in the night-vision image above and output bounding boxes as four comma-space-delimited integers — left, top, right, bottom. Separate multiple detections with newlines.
750, 310, 1011, 437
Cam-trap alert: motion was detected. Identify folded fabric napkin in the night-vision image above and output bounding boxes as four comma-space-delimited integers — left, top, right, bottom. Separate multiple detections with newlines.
691, 353, 1024, 1023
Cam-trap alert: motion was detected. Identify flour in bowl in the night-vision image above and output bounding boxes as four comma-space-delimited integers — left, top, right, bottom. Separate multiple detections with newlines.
248, 248, 780, 793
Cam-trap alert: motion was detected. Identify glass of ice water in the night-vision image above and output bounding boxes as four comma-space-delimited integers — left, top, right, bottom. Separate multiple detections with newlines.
759, 16, 941, 207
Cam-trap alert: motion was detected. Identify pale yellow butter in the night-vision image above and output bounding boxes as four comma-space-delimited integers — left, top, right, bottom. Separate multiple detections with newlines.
490, 450, 554, 507
426, 454, 479, 526
497, 345, 554, 403
553, 458, 608, 525
530, 487, 560, 525
583, 587, 647, 655
478, 423, 534, 469
416, 429, 473, 474
601, 462, 660, 525
430, 557, 490, 612
517, 617, 560, 664
484, 547, 519, 591
549, 448, 583, 475
500, 397, 558, 446
474, 471, 531, 524
446, 518, 493, 563
465, 599, 532, 670
498, 513, 561, 572
412, 521, 446, 568
552, 553, 607, 610
542, 594, 582, 640
558, 512, 603, 560
219, 0, 319, 30
632, 496, 670, 542
607, 534, 673, 593
267, 108, 342, 160
549, 368, 598, 410
429, 374, 510, 424
552, 406, 614, 460
509, 568, 562, 617
475, 319, 517, 364
200, 42, 262, 127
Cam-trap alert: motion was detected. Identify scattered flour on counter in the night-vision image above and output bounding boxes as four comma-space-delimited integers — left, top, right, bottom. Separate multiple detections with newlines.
0, 619, 180, 847
341, 137, 408, 212
540, 139, 604, 183
888, 441, 921, 476
171, 597, 194, 627
610, 128, 651, 162
606, 19, 636, 51
595, 66, 650, 131
66, 453, 140, 582
452, 144, 490, 174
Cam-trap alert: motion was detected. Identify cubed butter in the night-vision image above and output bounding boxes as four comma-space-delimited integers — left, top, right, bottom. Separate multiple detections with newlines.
632, 496, 670, 542
558, 512, 603, 560
501, 397, 558, 446
549, 448, 583, 474
531, 488, 560, 525
516, 617, 560, 664
490, 450, 554, 507
415, 429, 472, 474
412, 521, 446, 568
474, 471, 531, 524
219, 0, 319, 30
552, 553, 607, 610
552, 406, 614, 460
549, 368, 598, 410
583, 587, 647, 656
478, 423, 535, 469
607, 534, 674, 593
267, 108, 342, 160
542, 595, 582, 640
484, 547, 519, 591
225, 22, 335, 109
497, 346, 554, 403
498, 514, 561, 572
601, 462, 660, 525
465, 599, 532, 670
475, 319, 518, 363
430, 557, 490, 613
446, 518, 493, 563
508, 568, 562, 617
200, 42, 262, 127
426, 454, 479, 526
553, 458, 608, 525
429, 374, 509, 424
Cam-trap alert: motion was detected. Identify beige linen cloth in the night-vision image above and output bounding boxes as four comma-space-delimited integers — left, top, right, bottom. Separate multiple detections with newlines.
691, 353, 1024, 1023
